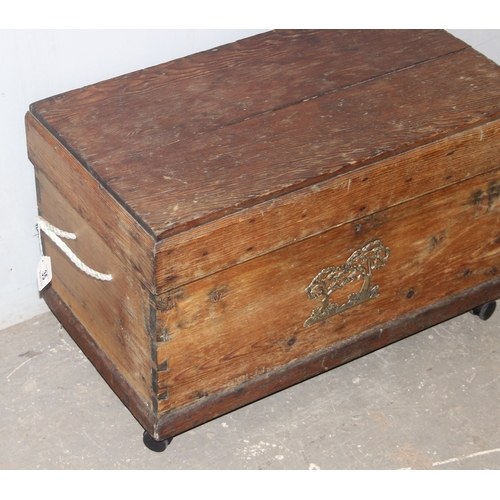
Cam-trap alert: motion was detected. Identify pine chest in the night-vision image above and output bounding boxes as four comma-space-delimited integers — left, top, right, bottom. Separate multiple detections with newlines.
26, 30, 500, 450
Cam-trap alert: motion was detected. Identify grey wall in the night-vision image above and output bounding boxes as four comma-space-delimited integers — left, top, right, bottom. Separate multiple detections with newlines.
0, 29, 498, 330
448, 29, 500, 63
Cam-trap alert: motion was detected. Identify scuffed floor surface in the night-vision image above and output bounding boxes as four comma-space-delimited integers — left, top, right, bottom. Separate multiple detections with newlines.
1, 308, 499, 470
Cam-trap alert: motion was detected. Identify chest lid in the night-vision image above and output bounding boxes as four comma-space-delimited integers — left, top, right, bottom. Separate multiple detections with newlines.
29, 29, 500, 245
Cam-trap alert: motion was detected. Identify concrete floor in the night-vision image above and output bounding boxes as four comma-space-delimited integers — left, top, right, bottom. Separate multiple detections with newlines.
1, 307, 499, 470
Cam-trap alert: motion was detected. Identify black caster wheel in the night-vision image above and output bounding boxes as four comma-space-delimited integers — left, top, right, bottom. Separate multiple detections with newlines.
470, 301, 496, 321
142, 431, 172, 452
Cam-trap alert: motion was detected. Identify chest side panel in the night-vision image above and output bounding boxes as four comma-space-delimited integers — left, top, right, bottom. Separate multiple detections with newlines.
155, 167, 500, 417
28, 113, 157, 407
36, 172, 156, 407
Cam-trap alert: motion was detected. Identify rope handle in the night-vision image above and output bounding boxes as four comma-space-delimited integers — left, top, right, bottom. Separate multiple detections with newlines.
36, 216, 113, 281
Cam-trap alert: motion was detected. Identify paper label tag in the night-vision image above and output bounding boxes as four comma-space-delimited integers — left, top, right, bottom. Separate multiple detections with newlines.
37, 256, 52, 291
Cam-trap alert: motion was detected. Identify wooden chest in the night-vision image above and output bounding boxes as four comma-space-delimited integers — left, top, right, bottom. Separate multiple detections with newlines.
26, 30, 500, 450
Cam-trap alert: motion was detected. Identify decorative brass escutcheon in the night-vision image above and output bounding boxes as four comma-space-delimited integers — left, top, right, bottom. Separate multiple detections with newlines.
304, 240, 390, 327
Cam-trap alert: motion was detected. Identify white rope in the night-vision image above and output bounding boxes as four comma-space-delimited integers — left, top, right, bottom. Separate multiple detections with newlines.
36, 216, 112, 281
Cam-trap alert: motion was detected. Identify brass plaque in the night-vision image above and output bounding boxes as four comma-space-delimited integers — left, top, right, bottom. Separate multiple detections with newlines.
304, 240, 390, 327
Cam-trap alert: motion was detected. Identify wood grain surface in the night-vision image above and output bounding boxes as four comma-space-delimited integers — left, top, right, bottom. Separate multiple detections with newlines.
30, 30, 465, 155
154, 120, 500, 293
156, 168, 500, 414
31, 139, 156, 405
154, 274, 500, 440
29, 30, 493, 240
